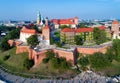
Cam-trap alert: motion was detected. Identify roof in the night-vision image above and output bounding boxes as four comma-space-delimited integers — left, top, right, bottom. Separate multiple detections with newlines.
61, 28, 74, 32
21, 26, 37, 34
75, 28, 93, 33
51, 18, 75, 25
61, 26, 106, 33
99, 26, 107, 30
112, 20, 119, 24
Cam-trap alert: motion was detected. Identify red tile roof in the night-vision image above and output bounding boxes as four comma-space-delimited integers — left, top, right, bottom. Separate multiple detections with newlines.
21, 26, 37, 34
51, 18, 75, 25
61, 26, 106, 33
61, 28, 74, 32
75, 28, 93, 33
99, 26, 107, 30
112, 20, 119, 24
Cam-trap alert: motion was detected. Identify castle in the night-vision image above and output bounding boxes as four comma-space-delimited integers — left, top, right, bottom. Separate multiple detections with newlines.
8, 12, 120, 66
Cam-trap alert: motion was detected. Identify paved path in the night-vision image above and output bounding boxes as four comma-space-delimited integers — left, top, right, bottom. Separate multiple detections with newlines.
0, 68, 116, 83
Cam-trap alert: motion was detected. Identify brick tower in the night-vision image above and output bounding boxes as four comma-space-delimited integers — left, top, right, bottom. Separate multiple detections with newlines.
74, 16, 78, 25
42, 25, 50, 45
112, 20, 120, 39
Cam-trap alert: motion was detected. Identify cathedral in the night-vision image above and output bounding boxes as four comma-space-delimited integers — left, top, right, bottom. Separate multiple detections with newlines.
19, 11, 50, 45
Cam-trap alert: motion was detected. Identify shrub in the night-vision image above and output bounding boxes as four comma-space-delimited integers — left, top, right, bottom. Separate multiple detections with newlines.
23, 59, 34, 70
42, 58, 49, 64
89, 52, 110, 69
3, 55, 10, 61
78, 56, 89, 67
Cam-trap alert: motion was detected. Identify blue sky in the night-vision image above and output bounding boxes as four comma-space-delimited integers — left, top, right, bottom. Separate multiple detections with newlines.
0, 0, 120, 20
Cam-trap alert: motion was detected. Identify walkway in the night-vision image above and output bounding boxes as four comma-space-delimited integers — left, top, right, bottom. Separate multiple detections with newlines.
0, 67, 116, 83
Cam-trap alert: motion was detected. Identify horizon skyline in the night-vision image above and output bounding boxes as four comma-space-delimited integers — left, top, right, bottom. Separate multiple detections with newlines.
0, 0, 120, 20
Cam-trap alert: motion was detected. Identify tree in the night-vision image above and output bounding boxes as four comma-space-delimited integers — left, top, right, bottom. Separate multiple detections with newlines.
89, 52, 110, 69
105, 47, 115, 62
42, 58, 49, 64
93, 27, 106, 45
74, 35, 83, 45
46, 50, 55, 59
112, 39, 120, 61
60, 25, 69, 29
27, 35, 39, 46
78, 57, 89, 67
6, 28, 20, 39
78, 23, 88, 28
50, 57, 71, 69
51, 57, 60, 69
0, 28, 20, 51
0, 37, 11, 51
23, 59, 34, 70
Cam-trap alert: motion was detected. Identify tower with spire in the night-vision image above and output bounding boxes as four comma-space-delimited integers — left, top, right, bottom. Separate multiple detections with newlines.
37, 11, 41, 26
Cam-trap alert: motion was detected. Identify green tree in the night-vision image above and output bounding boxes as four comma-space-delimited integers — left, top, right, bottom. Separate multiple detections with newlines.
105, 47, 115, 62
0, 37, 11, 51
89, 52, 110, 69
50, 57, 71, 69
112, 39, 120, 61
46, 50, 55, 59
78, 23, 88, 28
78, 57, 89, 67
50, 37, 54, 45
0, 28, 20, 51
93, 27, 106, 45
60, 25, 69, 29
42, 58, 49, 64
27, 35, 39, 46
51, 57, 60, 69
6, 28, 20, 39
74, 35, 83, 45
23, 59, 34, 70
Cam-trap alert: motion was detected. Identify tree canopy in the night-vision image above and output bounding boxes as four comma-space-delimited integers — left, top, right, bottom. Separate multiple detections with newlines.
27, 35, 39, 46
93, 27, 106, 45
0, 28, 20, 51
112, 39, 120, 61
74, 35, 83, 45
60, 25, 69, 29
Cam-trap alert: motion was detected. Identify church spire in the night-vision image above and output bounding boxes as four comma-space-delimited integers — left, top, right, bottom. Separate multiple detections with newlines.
37, 11, 41, 26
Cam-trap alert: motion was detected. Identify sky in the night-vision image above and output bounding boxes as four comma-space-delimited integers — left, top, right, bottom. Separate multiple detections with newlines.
0, 0, 120, 20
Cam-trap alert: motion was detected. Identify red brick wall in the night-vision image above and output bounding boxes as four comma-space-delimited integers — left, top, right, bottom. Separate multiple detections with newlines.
53, 49, 75, 65
16, 46, 29, 54
77, 46, 108, 55
8, 40, 22, 47
16, 45, 109, 67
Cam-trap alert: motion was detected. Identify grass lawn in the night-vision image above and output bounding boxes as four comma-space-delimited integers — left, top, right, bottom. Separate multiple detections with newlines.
30, 62, 76, 78
0, 48, 29, 72
0, 47, 77, 78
